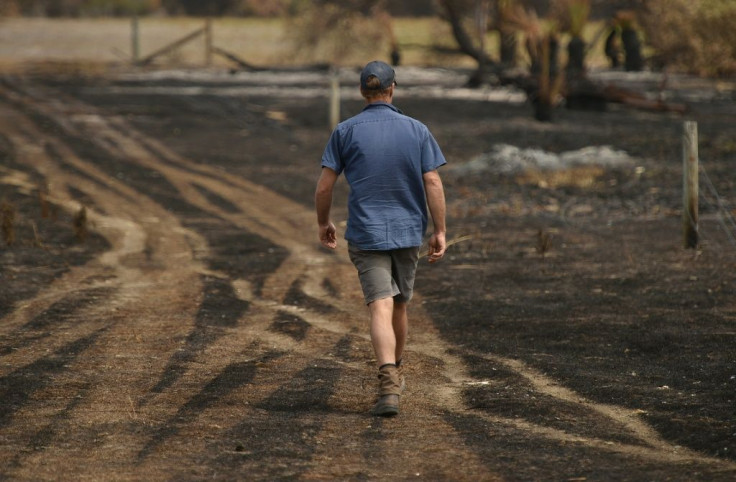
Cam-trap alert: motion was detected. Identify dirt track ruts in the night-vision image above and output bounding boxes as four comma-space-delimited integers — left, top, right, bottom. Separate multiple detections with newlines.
1, 76, 735, 480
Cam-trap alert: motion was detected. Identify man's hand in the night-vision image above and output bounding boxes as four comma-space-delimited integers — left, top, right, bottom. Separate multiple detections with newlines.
315, 167, 338, 249
427, 231, 446, 263
319, 222, 337, 249
423, 170, 446, 264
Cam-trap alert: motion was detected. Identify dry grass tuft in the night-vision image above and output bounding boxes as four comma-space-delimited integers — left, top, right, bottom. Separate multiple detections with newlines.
73, 205, 88, 243
1, 200, 16, 246
30, 220, 44, 248
536, 228, 552, 259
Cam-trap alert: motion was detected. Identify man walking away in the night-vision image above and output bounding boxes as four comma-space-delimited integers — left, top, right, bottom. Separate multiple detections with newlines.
315, 60, 447, 416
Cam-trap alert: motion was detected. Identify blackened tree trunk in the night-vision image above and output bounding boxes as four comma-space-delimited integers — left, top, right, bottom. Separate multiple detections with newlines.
528, 34, 560, 122
533, 97, 553, 122
566, 35, 585, 78
621, 26, 643, 71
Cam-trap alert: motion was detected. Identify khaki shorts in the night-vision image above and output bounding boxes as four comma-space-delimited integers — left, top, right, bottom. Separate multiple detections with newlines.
348, 244, 420, 305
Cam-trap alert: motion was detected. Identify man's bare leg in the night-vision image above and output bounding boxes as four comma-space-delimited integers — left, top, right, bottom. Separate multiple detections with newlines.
369, 297, 396, 366
392, 301, 408, 364
369, 296, 402, 415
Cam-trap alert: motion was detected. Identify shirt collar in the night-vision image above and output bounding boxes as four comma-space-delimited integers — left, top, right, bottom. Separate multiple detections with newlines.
362, 101, 403, 114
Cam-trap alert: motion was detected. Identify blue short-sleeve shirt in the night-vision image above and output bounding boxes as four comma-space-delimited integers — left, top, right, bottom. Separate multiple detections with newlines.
321, 102, 446, 250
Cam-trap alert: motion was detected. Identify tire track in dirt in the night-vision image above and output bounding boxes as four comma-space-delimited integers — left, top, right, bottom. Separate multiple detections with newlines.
7, 81, 499, 478
0, 84, 211, 478
2, 78, 734, 479
2, 82, 280, 408
136, 350, 284, 461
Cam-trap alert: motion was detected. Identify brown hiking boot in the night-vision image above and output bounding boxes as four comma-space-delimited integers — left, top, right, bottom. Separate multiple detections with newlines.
377, 363, 402, 395
371, 394, 399, 417
371, 364, 401, 417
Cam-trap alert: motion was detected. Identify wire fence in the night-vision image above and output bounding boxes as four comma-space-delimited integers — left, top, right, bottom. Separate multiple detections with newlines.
697, 162, 736, 249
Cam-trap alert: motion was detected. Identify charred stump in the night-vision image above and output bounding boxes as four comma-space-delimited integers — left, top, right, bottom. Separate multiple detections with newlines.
566, 35, 586, 79
532, 95, 554, 122
622, 26, 643, 72
390, 47, 401, 66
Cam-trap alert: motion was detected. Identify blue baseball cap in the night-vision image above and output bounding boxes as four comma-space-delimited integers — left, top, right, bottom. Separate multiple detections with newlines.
360, 60, 397, 90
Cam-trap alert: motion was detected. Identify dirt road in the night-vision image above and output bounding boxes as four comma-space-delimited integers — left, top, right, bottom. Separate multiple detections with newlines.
1, 69, 735, 480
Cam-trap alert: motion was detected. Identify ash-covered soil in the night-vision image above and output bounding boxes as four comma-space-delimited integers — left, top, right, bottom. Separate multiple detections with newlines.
0, 65, 735, 480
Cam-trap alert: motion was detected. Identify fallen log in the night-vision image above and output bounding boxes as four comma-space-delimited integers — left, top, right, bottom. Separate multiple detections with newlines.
563, 76, 688, 114
601, 83, 688, 114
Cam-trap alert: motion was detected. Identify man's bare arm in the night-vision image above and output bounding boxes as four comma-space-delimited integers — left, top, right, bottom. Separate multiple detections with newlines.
423, 169, 447, 263
315, 167, 339, 249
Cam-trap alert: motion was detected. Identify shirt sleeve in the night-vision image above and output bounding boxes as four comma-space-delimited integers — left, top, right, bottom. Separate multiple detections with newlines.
321, 128, 344, 175
420, 128, 447, 173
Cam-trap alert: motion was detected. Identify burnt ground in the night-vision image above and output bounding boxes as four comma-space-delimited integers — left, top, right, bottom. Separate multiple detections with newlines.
0, 65, 735, 480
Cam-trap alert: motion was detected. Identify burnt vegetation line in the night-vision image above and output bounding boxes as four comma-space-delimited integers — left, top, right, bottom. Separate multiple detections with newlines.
142, 274, 251, 402
0, 328, 106, 429
41, 139, 137, 212
200, 361, 344, 477
3, 79, 291, 294
137, 350, 284, 462
458, 353, 649, 447
282, 277, 339, 314
0, 286, 118, 356
441, 410, 725, 480
270, 310, 311, 341
0, 189, 111, 320
0, 379, 93, 476
74, 88, 315, 206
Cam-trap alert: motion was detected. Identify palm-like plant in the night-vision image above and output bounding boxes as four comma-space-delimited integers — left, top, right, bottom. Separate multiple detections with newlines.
557, 0, 590, 77
508, 6, 562, 121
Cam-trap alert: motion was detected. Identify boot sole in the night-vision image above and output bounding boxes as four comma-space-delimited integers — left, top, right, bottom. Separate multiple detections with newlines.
371, 405, 399, 417
371, 394, 400, 416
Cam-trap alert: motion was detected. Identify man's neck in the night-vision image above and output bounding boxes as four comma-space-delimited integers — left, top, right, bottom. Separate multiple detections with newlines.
365, 96, 392, 105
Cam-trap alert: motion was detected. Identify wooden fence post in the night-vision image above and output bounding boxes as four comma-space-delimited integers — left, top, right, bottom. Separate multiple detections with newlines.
205, 18, 213, 66
329, 68, 340, 130
131, 15, 140, 64
683, 121, 699, 248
